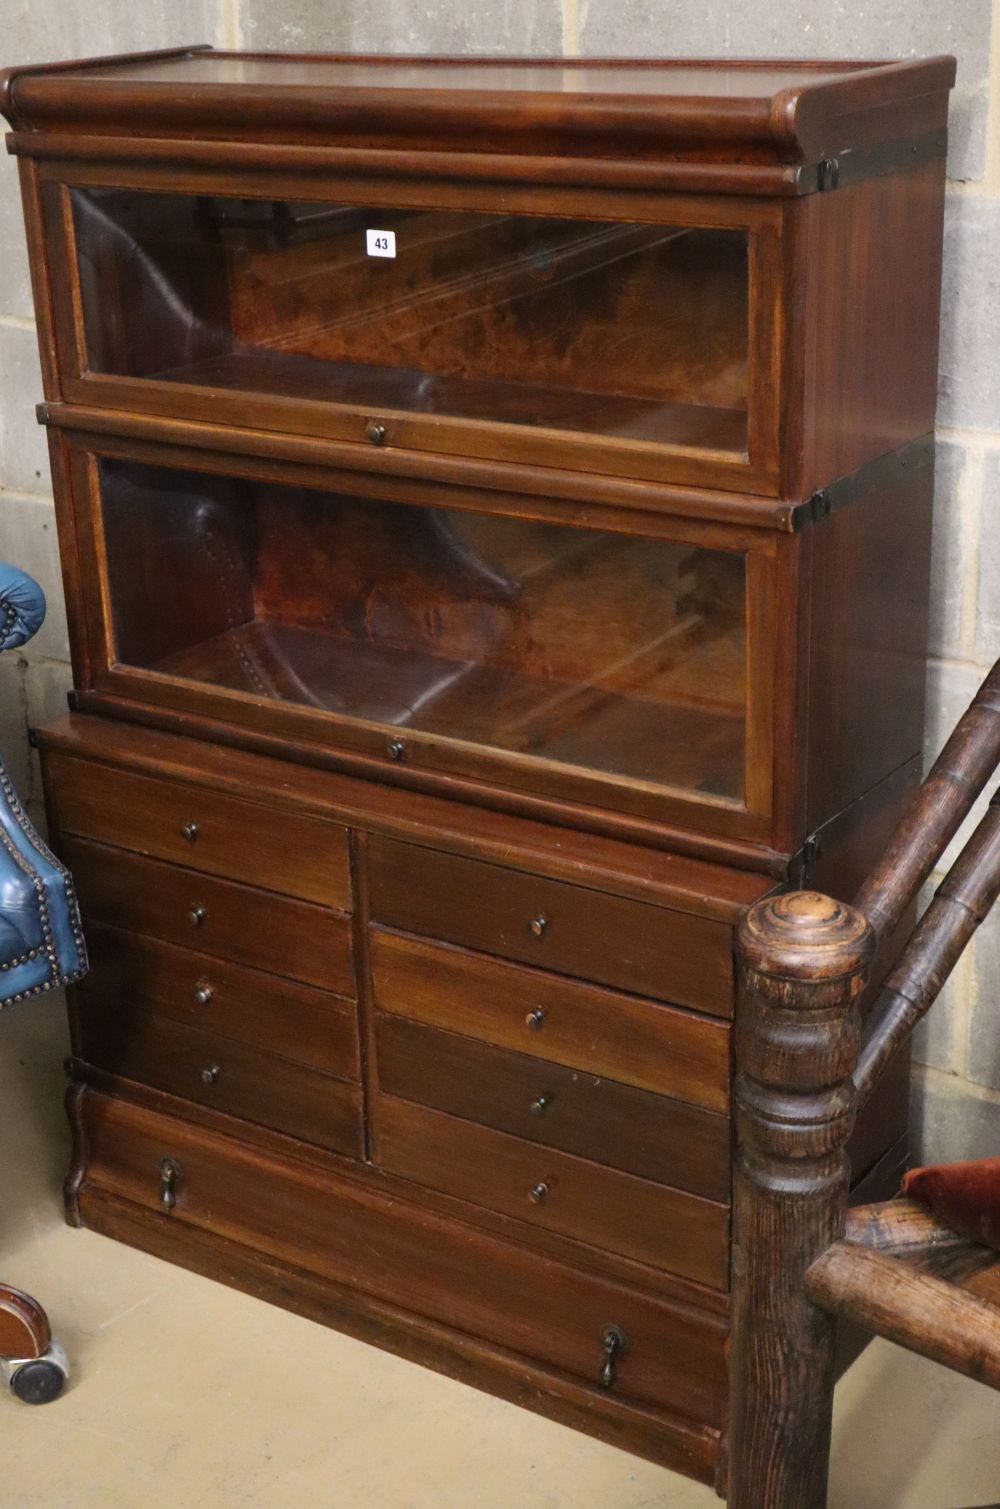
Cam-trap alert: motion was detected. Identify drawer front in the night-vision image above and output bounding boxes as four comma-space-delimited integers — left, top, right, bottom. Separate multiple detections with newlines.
80, 923, 359, 1080
79, 1002, 363, 1157
65, 837, 354, 994
376, 1014, 729, 1202
378, 1096, 728, 1289
46, 753, 351, 908
369, 838, 733, 1016
81, 1090, 727, 1426
371, 929, 730, 1112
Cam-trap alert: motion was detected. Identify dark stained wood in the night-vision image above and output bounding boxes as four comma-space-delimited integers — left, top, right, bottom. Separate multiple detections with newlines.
77, 999, 363, 1156
78, 1086, 729, 1428
3, 46, 955, 1494
377, 1096, 728, 1288
82, 1188, 721, 1486
1, 53, 956, 169
844, 1199, 1000, 1286
856, 659, 1000, 946
802, 452, 933, 834
855, 796, 1000, 1104
61, 836, 355, 994
79, 923, 360, 1079
368, 836, 734, 1016
790, 163, 947, 498
728, 891, 875, 1509
375, 1013, 729, 1200
38, 712, 780, 912
806, 1243, 1000, 1390
44, 750, 352, 908
370, 928, 730, 1111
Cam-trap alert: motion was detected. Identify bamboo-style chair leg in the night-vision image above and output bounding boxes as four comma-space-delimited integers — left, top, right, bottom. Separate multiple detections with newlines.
727, 892, 875, 1509
0, 1285, 68, 1403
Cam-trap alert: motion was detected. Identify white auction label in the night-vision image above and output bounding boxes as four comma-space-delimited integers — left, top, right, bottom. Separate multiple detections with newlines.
366, 229, 396, 258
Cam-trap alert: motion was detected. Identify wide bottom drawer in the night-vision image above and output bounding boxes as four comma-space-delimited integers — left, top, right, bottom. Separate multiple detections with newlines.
77, 1089, 727, 1428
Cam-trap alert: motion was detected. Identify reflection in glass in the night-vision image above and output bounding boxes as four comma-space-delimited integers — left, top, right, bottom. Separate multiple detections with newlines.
100, 460, 748, 800
73, 190, 749, 453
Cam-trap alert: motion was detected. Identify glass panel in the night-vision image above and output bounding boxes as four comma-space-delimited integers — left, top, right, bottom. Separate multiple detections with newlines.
73, 189, 749, 454
99, 460, 748, 802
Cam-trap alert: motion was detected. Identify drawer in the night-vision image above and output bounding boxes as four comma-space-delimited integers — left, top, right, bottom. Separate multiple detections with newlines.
376, 1014, 729, 1202
64, 837, 354, 994
78, 1000, 363, 1157
371, 929, 730, 1112
80, 1090, 727, 1426
378, 1096, 728, 1288
46, 753, 351, 908
368, 838, 733, 1017
80, 924, 359, 1080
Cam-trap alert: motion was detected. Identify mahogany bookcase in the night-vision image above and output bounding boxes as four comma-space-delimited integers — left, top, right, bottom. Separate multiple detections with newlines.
1, 49, 954, 1494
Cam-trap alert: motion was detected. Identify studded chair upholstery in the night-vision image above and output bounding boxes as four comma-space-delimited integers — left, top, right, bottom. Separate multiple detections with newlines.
0, 563, 86, 1005
0, 562, 85, 1404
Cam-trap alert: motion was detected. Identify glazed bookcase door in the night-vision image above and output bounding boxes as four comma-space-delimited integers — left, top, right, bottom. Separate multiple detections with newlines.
39, 166, 785, 493
64, 437, 783, 841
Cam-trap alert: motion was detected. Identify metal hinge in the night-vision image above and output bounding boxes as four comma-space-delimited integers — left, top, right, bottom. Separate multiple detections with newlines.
791, 831, 823, 888
817, 157, 841, 191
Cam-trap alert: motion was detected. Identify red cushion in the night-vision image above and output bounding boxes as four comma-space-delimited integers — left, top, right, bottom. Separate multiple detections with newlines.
902, 1157, 1000, 1252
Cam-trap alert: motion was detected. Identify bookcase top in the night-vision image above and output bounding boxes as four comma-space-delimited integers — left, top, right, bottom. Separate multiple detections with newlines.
0, 48, 956, 177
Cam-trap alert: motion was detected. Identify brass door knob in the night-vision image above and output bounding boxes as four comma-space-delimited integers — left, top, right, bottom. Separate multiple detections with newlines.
200, 1064, 220, 1085
528, 1182, 549, 1204
180, 821, 199, 842
528, 916, 547, 938
525, 1009, 545, 1030
530, 1093, 552, 1116
194, 981, 214, 1006
188, 905, 207, 926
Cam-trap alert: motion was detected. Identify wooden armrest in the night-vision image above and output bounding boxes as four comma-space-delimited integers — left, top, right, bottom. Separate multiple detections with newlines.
806, 1241, 1000, 1389
845, 1199, 999, 1284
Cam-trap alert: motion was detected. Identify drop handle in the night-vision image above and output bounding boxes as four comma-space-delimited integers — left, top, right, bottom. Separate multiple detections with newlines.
160, 1157, 182, 1212
599, 1325, 628, 1389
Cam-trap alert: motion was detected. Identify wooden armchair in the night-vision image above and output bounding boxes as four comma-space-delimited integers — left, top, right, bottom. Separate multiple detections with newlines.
729, 661, 1000, 1506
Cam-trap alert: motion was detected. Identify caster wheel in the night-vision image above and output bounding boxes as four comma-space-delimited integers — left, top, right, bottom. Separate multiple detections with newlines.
11, 1359, 65, 1404
8, 1341, 69, 1404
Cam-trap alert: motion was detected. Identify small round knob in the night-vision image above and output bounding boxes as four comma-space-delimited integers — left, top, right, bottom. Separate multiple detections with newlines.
530, 1093, 552, 1117
366, 420, 387, 446
188, 905, 207, 926
387, 738, 406, 762
201, 1064, 220, 1086
180, 821, 199, 843
194, 980, 214, 1006
525, 1008, 545, 1031
528, 916, 547, 939
528, 1182, 549, 1205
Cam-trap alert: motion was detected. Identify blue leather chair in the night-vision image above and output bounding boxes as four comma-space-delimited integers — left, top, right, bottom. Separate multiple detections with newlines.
0, 562, 86, 1404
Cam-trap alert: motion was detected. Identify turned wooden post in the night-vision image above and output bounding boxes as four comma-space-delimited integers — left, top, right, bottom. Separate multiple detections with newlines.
728, 892, 875, 1509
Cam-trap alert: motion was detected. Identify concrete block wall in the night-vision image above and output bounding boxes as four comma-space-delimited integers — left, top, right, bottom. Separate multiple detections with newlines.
0, 1, 997, 1159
